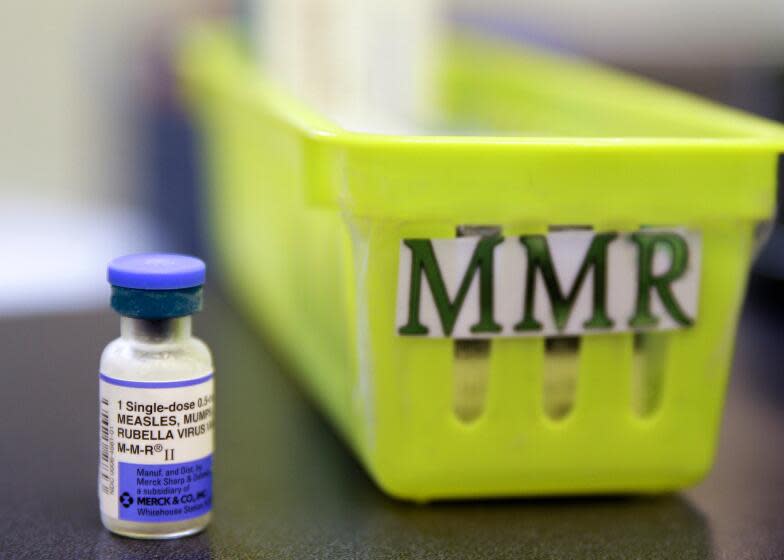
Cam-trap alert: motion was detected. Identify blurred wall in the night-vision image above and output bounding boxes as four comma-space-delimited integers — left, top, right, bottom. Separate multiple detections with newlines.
0, 1, 221, 316
0, 1, 209, 206
456, 0, 784, 66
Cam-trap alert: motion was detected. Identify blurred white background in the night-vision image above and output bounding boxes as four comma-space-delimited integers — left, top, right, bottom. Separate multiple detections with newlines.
0, 0, 218, 314
458, 0, 784, 66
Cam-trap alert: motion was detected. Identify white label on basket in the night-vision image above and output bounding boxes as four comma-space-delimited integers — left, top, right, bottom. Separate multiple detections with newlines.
396, 229, 701, 338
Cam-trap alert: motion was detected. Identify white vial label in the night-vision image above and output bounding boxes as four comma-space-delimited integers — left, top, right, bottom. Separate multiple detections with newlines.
99, 373, 214, 523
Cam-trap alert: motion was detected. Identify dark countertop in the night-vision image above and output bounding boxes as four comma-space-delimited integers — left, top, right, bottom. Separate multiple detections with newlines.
2, 281, 784, 560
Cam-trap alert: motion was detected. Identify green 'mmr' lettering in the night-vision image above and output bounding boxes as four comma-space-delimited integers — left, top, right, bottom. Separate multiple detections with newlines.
628, 232, 693, 328
515, 232, 617, 332
399, 237, 503, 336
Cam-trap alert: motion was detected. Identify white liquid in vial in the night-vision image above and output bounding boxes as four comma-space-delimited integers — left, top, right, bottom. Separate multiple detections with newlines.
99, 316, 214, 539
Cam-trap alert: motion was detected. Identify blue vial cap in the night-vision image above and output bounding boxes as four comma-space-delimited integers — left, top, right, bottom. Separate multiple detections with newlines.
108, 253, 206, 290
107, 253, 206, 319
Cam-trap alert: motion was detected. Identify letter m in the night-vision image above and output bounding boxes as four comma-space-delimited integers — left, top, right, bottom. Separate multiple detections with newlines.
516, 232, 617, 332
398, 237, 503, 336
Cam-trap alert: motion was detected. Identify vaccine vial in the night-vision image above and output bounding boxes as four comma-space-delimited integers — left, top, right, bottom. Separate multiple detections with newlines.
99, 254, 214, 539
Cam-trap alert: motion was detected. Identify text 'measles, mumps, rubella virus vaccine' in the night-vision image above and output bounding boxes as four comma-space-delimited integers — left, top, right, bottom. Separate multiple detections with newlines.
99, 254, 214, 539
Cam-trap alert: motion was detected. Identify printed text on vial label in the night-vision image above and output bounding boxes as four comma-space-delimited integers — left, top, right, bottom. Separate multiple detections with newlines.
99, 375, 214, 522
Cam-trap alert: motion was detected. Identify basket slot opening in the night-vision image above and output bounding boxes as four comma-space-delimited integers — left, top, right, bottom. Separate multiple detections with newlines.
453, 339, 491, 422
451, 224, 500, 423
632, 333, 668, 417
543, 337, 580, 420
538, 224, 591, 420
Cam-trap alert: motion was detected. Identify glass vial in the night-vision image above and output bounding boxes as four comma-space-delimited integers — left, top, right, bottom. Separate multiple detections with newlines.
99, 254, 214, 539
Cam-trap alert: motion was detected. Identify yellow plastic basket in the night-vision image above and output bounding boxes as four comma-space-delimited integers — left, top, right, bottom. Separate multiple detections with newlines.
182, 27, 784, 500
